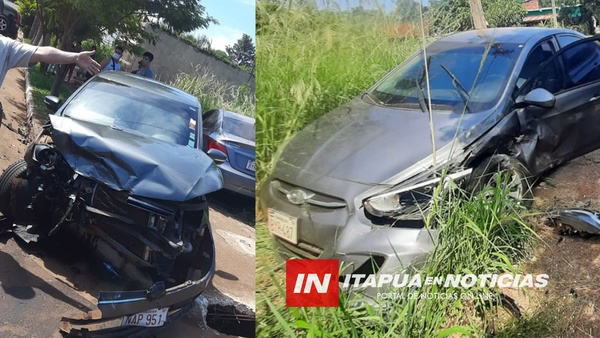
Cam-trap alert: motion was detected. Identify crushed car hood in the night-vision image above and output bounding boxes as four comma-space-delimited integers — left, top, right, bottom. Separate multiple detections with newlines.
50, 115, 223, 201
273, 98, 498, 201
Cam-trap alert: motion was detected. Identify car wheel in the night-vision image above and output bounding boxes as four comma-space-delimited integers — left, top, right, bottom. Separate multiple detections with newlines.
0, 16, 8, 34
466, 154, 534, 207
0, 159, 27, 218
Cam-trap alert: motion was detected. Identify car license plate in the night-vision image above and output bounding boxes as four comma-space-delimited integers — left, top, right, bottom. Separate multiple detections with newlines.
121, 308, 168, 327
267, 208, 298, 244
246, 160, 256, 171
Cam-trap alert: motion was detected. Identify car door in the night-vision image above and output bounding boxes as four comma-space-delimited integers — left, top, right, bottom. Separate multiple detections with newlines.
515, 36, 600, 174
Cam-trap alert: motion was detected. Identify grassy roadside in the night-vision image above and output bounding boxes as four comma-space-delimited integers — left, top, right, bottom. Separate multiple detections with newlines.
27, 63, 75, 122
170, 70, 255, 117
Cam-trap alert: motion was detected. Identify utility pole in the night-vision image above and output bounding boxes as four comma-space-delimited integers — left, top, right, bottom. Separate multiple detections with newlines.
469, 0, 487, 30
551, 0, 558, 27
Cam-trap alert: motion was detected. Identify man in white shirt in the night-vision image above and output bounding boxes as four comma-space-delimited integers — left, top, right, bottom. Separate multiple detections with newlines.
0, 36, 100, 85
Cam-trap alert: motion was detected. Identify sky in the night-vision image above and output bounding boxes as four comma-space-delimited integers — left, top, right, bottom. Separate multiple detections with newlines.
193, 0, 256, 52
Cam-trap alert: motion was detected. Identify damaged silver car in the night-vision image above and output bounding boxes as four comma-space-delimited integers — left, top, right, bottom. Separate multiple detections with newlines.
0, 72, 224, 335
261, 28, 600, 296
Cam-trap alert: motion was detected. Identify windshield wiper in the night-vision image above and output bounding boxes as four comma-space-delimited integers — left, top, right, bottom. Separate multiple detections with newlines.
415, 78, 429, 114
440, 64, 471, 113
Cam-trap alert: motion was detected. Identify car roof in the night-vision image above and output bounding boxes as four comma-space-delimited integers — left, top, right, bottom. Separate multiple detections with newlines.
221, 109, 255, 124
4, 1, 18, 12
437, 27, 580, 46
93, 71, 199, 109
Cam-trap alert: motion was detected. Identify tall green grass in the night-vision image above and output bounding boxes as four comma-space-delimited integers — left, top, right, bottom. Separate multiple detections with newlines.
170, 68, 255, 117
28, 64, 75, 123
256, 3, 421, 187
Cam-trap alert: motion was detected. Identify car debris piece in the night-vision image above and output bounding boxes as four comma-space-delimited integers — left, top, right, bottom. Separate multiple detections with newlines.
557, 209, 600, 235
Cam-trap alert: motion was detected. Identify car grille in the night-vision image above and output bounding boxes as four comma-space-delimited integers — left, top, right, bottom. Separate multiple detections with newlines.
271, 180, 346, 209
274, 237, 323, 259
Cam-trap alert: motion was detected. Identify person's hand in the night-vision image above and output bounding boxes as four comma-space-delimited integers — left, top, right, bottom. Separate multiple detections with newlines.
76, 51, 101, 75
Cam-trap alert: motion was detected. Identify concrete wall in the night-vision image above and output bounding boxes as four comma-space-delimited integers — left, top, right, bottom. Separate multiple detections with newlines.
125, 26, 255, 95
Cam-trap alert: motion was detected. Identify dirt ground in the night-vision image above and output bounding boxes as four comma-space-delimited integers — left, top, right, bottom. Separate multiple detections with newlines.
506, 150, 600, 337
0, 67, 255, 337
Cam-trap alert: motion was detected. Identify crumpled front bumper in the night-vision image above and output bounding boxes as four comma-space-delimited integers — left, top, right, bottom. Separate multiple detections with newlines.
59, 240, 215, 337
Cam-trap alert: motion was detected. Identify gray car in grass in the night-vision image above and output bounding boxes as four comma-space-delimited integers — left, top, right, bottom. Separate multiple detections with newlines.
261, 27, 600, 297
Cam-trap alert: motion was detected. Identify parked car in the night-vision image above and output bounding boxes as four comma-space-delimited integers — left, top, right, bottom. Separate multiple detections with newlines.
202, 109, 255, 198
0, 1, 20, 39
0, 71, 225, 335
261, 27, 600, 297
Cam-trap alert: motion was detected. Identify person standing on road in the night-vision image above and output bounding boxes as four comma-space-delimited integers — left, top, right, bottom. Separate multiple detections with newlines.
0, 36, 100, 86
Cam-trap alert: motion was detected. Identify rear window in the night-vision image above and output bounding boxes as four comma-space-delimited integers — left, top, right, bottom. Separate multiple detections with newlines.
223, 117, 255, 141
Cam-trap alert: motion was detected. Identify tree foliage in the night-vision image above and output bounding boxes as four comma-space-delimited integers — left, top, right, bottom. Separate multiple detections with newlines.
394, 0, 423, 22
558, 1, 600, 35
539, 0, 579, 8
22, 0, 217, 95
428, 0, 526, 35
226, 33, 256, 71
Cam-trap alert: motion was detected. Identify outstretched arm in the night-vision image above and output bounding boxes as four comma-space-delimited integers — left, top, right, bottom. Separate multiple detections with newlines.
30, 47, 101, 75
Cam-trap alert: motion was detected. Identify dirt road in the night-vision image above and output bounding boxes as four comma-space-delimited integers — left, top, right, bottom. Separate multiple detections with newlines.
0, 67, 255, 337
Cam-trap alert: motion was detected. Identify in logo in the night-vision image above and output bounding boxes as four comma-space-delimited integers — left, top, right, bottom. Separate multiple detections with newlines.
286, 259, 339, 307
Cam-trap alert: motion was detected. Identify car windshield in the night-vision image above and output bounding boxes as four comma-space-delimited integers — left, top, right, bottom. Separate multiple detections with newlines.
223, 116, 255, 142
62, 80, 198, 146
369, 41, 521, 112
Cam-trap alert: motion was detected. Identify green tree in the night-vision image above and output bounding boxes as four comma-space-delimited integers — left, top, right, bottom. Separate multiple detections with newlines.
558, 1, 600, 35
428, 0, 525, 35
539, 0, 579, 7
226, 33, 256, 71
394, 0, 423, 22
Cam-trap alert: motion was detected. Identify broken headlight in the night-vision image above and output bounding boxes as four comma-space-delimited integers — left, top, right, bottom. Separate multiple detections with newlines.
363, 168, 472, 217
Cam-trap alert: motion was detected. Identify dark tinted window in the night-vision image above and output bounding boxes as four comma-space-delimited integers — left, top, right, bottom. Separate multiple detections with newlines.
556, 34, 581, 48
517, 41, 563, 95
203, 110, 220, 133
223, 117, 255, 141
562, 40, 600, 89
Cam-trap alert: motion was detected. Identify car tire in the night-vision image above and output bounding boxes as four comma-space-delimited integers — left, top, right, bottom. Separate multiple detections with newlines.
466, 154, 534, 207
0, 159, 27, 218
0, 16, 8, 35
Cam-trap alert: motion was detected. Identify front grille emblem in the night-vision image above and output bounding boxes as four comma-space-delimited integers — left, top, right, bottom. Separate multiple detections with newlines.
286, 188, 314, 205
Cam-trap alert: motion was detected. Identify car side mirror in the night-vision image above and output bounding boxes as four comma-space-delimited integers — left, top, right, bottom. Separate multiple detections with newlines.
207, 149, 227, 165
522, 88, 556, 109
44, 96, 62, 112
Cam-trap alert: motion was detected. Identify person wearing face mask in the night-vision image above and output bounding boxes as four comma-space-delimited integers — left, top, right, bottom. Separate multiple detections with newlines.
100, 46, 123, 72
